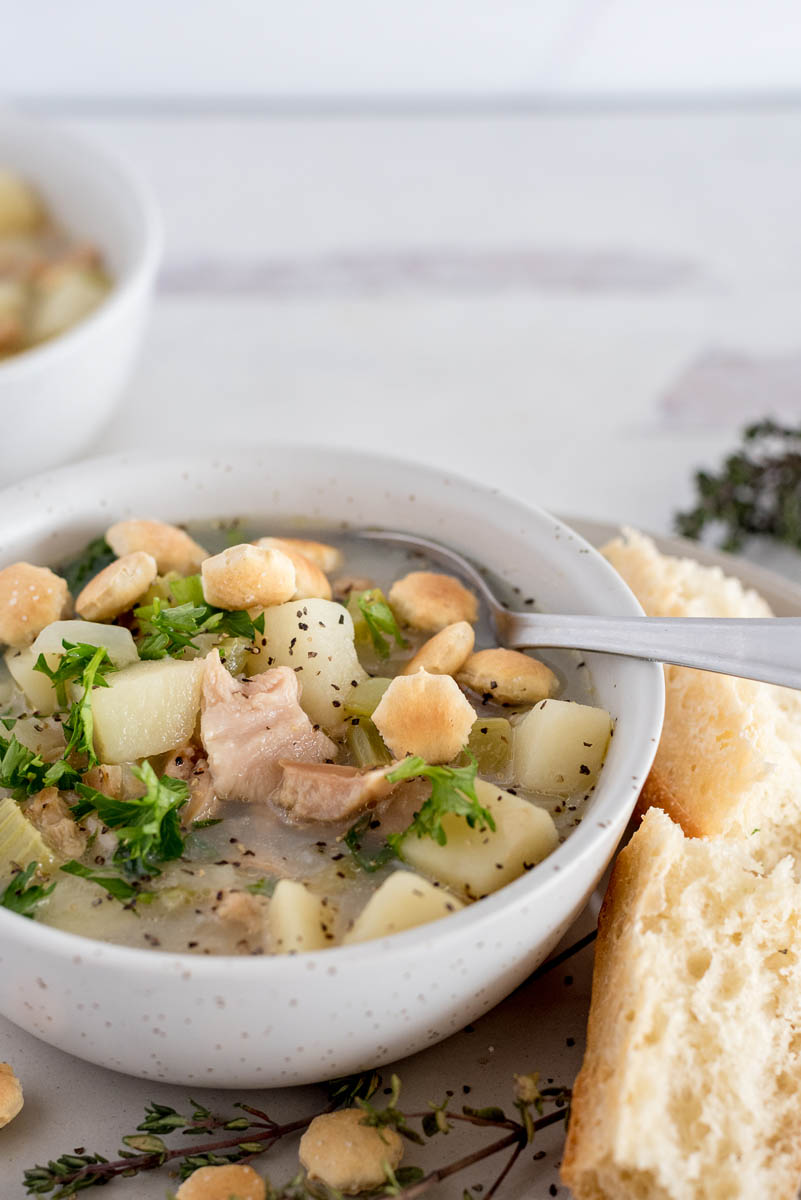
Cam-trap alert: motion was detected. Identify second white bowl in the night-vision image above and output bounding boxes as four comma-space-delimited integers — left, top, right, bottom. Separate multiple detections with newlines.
0, 113, 162, 484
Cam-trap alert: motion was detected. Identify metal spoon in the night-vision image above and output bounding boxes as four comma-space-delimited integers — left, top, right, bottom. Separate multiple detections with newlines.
359, 528, 801, 690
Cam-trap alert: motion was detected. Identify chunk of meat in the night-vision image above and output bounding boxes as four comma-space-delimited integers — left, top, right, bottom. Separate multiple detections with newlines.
274, 762, 396, 824
83, 763, 123, 798
215, 890, 267, 938
164, 743, 220, 827
200, 652, 337, 804
25, 787, 86, 860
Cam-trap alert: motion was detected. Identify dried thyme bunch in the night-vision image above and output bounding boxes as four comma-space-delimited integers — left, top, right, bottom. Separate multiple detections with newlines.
675, 419, 801, 552
22, 1073, 571, 1199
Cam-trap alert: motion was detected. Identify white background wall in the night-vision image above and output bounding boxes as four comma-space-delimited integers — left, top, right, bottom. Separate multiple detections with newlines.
3, 0, 801, 105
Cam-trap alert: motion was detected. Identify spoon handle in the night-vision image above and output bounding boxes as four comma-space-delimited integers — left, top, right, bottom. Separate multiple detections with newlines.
502, 613, 801, 690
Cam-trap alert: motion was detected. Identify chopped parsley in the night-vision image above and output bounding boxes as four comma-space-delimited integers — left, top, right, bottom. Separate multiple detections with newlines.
345, 752, 495, 873
135, 574, 264, 660
355, 588, 407, 659
60, 861, 143, 904
0, 861, 56, 918
386, 754, 494, 850
0, 734, 80, 799
34, 639, 118, 710
60, 645, 116, 767
72, 762, 189, 880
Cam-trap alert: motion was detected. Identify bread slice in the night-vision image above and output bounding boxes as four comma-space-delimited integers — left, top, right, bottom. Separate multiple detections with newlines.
561, 807, 801, 1200
602, 529, 801, 868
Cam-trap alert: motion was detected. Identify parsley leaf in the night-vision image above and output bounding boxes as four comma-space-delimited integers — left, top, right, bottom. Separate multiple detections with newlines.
58, 535, 115, 594
73, 763, 188, 880
0, 734, 80, 799
344, 813, 396, 873
386, 754, 494, 850
135, 575, 264, 660
61, 645, 116, 767
244, 877, 276, 896
0, 861, 56, 918
60, 860, 143, 904
355, 588, 407, 659
34, 639, 118, 710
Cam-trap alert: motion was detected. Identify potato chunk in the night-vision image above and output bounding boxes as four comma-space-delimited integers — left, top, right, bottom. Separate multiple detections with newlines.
32, 620, 139, 669
269, 879, 331, 953
92, 657, 206, 764
399, 779, 558, 899
372, 670, 475, 763
248, 598, 366, 732
343, 870, 463, 944
513, 699, 613, 796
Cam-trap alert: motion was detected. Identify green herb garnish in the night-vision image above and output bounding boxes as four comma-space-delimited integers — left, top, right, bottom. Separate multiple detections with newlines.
135, 575, 264, 660
0, 861, 56, 918
386, 753, 494, 850
34, 639, 118, 710
0, 734, 80, 799
244, 877, 276, 896
60, 860, 143, 904
59, 535, 115, 594
676, 419, 801, 551
60, 645, 116, 767
355, 588, 407, 659
71, 763, 188, 880
345, 752, 495, 873
344, 813, 396, 873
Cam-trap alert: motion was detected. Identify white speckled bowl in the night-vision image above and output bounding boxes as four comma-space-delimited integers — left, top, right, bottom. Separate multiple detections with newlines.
0, 448, 664, 1086
0, 112, 161, 483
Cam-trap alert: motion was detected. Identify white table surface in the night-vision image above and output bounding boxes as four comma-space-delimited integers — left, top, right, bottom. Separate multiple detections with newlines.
4, 107, 801, 1198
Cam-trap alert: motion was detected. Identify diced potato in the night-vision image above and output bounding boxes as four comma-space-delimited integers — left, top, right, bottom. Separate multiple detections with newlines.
399, 779, 558, 900
247, 599, 366, 732
343, 870, 463, 945
92, 657, 206, 764
5, 646, 58, 715
269, 879, 331, 953
513, 699, 612, 796
13, 714, 66, 761
32, 620, 139, 669
6, 623, 139, 717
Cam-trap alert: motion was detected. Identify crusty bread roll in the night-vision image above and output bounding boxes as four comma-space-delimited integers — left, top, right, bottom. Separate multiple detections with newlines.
561, 807, 801, 1200
602, 529, 801, 869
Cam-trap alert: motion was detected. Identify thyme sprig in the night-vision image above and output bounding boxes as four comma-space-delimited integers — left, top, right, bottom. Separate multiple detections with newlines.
675, 419, 801, 551
22, 1073, 572, 1199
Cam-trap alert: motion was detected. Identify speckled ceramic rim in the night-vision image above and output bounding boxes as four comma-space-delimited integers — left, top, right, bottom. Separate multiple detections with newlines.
0, 111, 162, 381
0, 445, 665, 976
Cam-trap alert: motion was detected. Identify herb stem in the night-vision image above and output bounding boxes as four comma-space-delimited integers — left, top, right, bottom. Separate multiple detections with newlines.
388, 1132, 520, 1200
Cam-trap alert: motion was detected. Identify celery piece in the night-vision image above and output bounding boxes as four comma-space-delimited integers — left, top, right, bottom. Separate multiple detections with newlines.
461, 718, 513, 777
217, 636, 252, 676
346, 717, 393, 768
344, 676, 392, 718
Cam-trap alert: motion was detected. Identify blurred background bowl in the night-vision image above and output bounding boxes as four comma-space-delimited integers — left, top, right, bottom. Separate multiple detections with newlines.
0, 112, 161, 485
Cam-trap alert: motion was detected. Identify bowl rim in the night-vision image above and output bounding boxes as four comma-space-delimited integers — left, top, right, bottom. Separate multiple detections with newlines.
0, 445, 665, 973
0, 111, 162, 381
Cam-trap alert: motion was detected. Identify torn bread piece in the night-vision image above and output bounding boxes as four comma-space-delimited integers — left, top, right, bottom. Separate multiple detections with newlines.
561, 806, 801, 1200
603, 528, 801, 867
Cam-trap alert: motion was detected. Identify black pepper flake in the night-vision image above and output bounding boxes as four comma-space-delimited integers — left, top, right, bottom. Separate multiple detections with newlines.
338, 614, 345, 624
549, 1185, 558, 1196
564, 974, 573, 986
298, 622, 309, 631
566, 1036, 575, 1047
462, 1084, 471, 1094
332, 700, 341, 708
579, 764, 591, 775
533, 1149, 546, 1160
331, 853, 344, 862
308, 651, 318, 658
